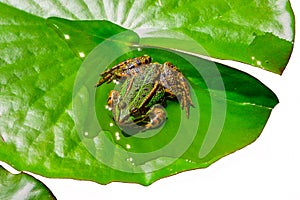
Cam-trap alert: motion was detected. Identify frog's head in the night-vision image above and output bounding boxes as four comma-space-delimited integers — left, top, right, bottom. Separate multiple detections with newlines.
109, 94, 136, 126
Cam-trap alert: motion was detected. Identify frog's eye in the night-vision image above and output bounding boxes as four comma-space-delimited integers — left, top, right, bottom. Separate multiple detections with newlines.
119, 102, 127, 109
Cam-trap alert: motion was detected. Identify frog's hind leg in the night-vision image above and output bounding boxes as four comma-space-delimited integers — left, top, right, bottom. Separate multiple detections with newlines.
144, 104, 166, 130
96, 55, 151, 87
95, 73, 114, 87
161, 62, 194, 118
101, 55, 151, 76
95, 72, 124, 87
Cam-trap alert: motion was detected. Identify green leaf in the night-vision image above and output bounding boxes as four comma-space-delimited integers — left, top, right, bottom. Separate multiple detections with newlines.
46, 17, 139, 60
0, 0, 295, 74
0, 166, 56, 200
0, 2, 280, 185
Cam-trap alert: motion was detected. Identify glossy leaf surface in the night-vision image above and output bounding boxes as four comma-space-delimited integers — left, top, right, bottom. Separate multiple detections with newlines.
0, 166, 56, 200
0, 0, 295, 74
0, 2, 280, 185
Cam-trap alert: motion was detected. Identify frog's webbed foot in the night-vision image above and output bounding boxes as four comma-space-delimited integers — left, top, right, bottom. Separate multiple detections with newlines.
95, 73, 120, 87
161, 62, 194, 118
95, 55, 151, 87
144, 104, 166, 130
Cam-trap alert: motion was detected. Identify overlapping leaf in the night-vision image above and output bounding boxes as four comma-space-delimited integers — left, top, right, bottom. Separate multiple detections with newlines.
0, 166, 56, 200
0, 0, 295, 74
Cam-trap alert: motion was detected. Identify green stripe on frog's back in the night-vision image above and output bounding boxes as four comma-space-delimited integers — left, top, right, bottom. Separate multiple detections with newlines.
145, 86, 165, 108
129, 71, 153, 109
127, 64, 161, 110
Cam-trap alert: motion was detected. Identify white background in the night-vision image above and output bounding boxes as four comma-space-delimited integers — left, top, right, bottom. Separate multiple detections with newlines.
1, 0, 300, 199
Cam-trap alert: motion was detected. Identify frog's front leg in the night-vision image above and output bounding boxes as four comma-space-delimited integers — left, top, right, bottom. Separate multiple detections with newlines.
144, 104, 166, 130
107, 90, 120, 110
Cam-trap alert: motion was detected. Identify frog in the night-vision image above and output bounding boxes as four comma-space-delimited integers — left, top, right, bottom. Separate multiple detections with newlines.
96, 55, 194, 131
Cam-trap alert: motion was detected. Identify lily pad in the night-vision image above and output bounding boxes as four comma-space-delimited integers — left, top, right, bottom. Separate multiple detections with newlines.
0, 2, 280, 185
0, 166, 56, 200
0, 0, 295, 74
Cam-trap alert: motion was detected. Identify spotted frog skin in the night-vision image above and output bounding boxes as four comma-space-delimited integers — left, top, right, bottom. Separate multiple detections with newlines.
96, 56, 194, 131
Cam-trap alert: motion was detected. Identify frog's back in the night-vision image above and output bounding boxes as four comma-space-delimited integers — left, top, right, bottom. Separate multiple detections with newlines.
120, 63, 162, 110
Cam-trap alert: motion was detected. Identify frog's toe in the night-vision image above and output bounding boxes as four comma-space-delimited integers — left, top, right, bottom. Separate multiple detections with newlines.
145, 104, 166, 130
176, 93, 193, 118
